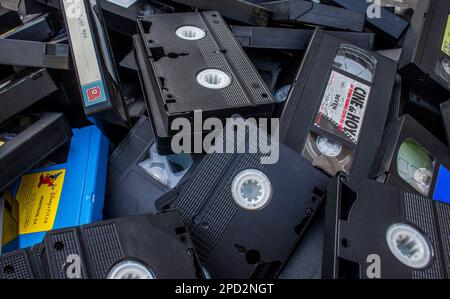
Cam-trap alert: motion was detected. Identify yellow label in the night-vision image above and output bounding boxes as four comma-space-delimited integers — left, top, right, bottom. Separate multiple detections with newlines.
15, 169, 65, 235
1, 192, 19, 246
442, 15, 450, 57
0, 140, 5, 147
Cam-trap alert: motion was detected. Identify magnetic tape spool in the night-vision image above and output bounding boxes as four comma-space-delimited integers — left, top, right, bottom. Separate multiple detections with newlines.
302, 133, 353, 176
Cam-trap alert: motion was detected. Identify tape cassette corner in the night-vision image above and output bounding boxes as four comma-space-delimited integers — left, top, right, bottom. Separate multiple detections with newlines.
372, 115, 450, 204
323, 176, 450, 279
280, 29, 397, 179
43, 211, 202, 279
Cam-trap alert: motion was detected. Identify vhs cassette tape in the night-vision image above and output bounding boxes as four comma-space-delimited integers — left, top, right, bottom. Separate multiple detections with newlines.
43, 211, 202, 279
0, 68, 58, 124
261, 0, 365, 32
323, 175, 450, 279
134, 12, 275, 154
0, 112, 72, 192
170, 0, 272, 26
61, 0, 130, 137
372, 115, 450, 204
6, 125, 109, 250
105, 116, 198, 219
0, 13, 62, 42
0, 39, 71, 70
399, 0, 450, 102
324, 0, 409, 41
161, 118, 329, 278
280, 29, 397, 177
231, 26, 375, 50
0, 244, 47, 279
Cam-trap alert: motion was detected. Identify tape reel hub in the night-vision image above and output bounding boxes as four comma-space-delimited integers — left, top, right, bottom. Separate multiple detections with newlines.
386, 224, 432, 269
175, 26, 206, 40
231, 169, 272, 210
107, 260, 155, 279
196, 69, 231, 89
316, 136, 342, 157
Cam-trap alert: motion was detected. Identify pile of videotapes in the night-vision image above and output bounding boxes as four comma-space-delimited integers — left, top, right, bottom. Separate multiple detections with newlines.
1, 0, 450, 280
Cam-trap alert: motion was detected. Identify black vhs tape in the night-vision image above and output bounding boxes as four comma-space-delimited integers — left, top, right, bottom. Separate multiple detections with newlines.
399, 0, 450, 102
0, 244, 47, 279
372, 115, 450, 204
170, 0, 272, 26
61, 0, 130, 137
43, 211, 202, 279
325, 0, 409, 41
280, 29, 397, 177
0, 112, 72, 191
261, 0, 365, 32
231, 26, 375, 50
161, 118, 329, 278
105, 116, 198, 219
0, 68, 58, 124
0, 39, 71, 70
0, 13, 61, 42
323, 176, 450, 279
134, 12, 275, 154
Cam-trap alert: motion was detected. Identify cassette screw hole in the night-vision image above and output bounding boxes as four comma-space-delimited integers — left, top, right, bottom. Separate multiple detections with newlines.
261, 93, 268, 98
3, 265, 14, 274
245, 250, 261, 265
212, 14, 218, 17
341, 239, 350, 248
187, 248, 194, 256
54, 242, 64, 251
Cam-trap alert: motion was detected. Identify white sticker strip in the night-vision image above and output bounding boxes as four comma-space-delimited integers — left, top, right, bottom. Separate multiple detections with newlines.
62, 0, 107, 106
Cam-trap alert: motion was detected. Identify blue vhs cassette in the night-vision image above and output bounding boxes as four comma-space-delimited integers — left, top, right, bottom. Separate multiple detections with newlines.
2, 125, 109, 253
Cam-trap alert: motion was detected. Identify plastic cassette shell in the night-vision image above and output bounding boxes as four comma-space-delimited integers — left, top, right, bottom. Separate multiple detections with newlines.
0, 68, 58, 124
398, 0, 450, 102
0, 112, 72, 192
164, 118, 329, 278
279, 29, 397, 178
134, 12, 275, 154
323, 176, 450, 279
231, 26, 375, 50
60, 0, 130, 133
261, 0, 365, 32
371, 115, 450, 199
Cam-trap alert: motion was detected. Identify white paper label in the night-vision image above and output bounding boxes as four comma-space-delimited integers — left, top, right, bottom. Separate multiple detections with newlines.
315, 71, 371, 144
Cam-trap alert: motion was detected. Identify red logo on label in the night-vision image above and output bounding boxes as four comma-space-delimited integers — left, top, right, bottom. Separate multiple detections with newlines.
86, 86, 101, 102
